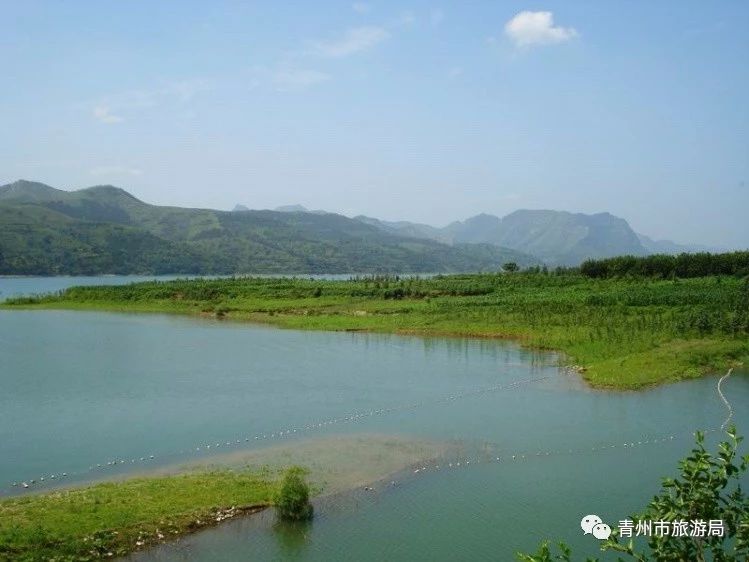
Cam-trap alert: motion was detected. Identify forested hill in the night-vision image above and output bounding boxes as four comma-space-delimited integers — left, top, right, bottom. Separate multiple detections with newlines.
0, 180, 536, 275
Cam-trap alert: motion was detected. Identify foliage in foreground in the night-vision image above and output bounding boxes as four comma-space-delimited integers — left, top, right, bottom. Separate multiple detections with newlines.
274, 466, 313, 522
518, 427, 749, 561
0, 469, 276, 562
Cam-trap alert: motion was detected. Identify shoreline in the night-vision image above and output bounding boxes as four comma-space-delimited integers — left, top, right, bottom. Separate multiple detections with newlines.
0, 435, 450, 561
3, 297, 745, 391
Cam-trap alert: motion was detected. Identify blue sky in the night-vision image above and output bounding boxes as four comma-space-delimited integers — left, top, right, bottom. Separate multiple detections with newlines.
2, 1, 747, 247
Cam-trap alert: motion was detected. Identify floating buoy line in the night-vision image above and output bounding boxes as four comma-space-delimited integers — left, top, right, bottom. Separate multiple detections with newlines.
717, 368, 734, 431
398, 426, 722, 481
3, 368, 738, 495
2, 374, 550, 494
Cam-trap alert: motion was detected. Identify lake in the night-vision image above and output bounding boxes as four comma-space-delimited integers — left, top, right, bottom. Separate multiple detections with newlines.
1, 277, 746, 561
0, 273, 432, 300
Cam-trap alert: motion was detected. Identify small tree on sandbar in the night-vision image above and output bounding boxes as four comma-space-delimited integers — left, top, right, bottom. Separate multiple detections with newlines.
274, 466, 313, 522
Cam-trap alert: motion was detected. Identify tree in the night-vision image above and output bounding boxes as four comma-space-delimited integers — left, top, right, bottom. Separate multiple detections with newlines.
518, 427, 749, 561
274, 466, 314, 522
503, 262, 519, 273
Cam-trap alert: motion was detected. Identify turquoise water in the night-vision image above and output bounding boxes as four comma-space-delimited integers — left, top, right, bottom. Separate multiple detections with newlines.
1, 281, 746, 560
0, 275, 198, 299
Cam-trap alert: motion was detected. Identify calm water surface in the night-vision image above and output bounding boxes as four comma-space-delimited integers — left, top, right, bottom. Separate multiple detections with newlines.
1, 278, 746, 561
0, 274, 431, 300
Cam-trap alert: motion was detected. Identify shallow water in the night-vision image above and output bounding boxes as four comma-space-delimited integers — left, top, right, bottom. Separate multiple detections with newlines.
1, 302, 746, 560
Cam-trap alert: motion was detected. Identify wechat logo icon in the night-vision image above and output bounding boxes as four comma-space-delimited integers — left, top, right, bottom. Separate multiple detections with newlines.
581, 514, 612, 540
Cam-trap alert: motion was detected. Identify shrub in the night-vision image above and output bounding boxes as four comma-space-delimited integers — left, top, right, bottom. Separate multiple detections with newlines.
274, 467, 313, 522
518, 427, 749, 561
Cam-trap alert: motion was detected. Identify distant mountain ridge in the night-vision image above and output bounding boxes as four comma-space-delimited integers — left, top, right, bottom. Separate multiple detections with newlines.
233, 199, 717, 265
0, 180, 536, 275
354, 209, 720, 266
442, 210, 647, 266
2, 180, 725, 275
636, 233, 722, 255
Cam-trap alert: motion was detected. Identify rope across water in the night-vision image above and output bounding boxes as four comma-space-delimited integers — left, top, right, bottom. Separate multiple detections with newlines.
2, 374, 551, 494
3, 366, 741, 496
717, 367, 734, 431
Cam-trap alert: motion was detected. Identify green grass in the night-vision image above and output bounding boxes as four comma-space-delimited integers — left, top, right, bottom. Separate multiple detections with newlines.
0, 469, 277, 562
4, 272, 747, 389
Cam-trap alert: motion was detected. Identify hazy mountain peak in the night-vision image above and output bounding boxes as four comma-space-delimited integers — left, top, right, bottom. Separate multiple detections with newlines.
232, 204, 250, 212
0, 179, 66, 202
274, 204, 308, 213
79, 185, 142, 201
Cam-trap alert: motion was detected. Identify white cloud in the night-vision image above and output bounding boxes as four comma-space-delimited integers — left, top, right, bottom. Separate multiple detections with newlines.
313, 26, 389, 57
504, 11, 578, 48
90, 79, 210, 123
273, 68, 330, 92
448, 66, 463, 79
92, 105, 124, 124
352, 2, 370, 14
89, 165, 142, 177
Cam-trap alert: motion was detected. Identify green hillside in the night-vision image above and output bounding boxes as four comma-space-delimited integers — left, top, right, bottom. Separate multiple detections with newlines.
0, 180, 537, 275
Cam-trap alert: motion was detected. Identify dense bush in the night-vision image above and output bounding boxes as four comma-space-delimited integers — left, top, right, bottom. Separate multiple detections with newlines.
274, 467, 313, 522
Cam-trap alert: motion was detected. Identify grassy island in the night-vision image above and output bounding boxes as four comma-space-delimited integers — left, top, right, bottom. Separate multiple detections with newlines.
0, 469, 277, 562
4, 255, 748, 389
0, 435, 445, 561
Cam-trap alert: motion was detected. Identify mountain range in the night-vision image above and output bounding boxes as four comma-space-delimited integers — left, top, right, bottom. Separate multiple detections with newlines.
0, 179, 722, 276
263, 204, 717, 265
353, 211, 718, 265
0, 180, 535, 275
